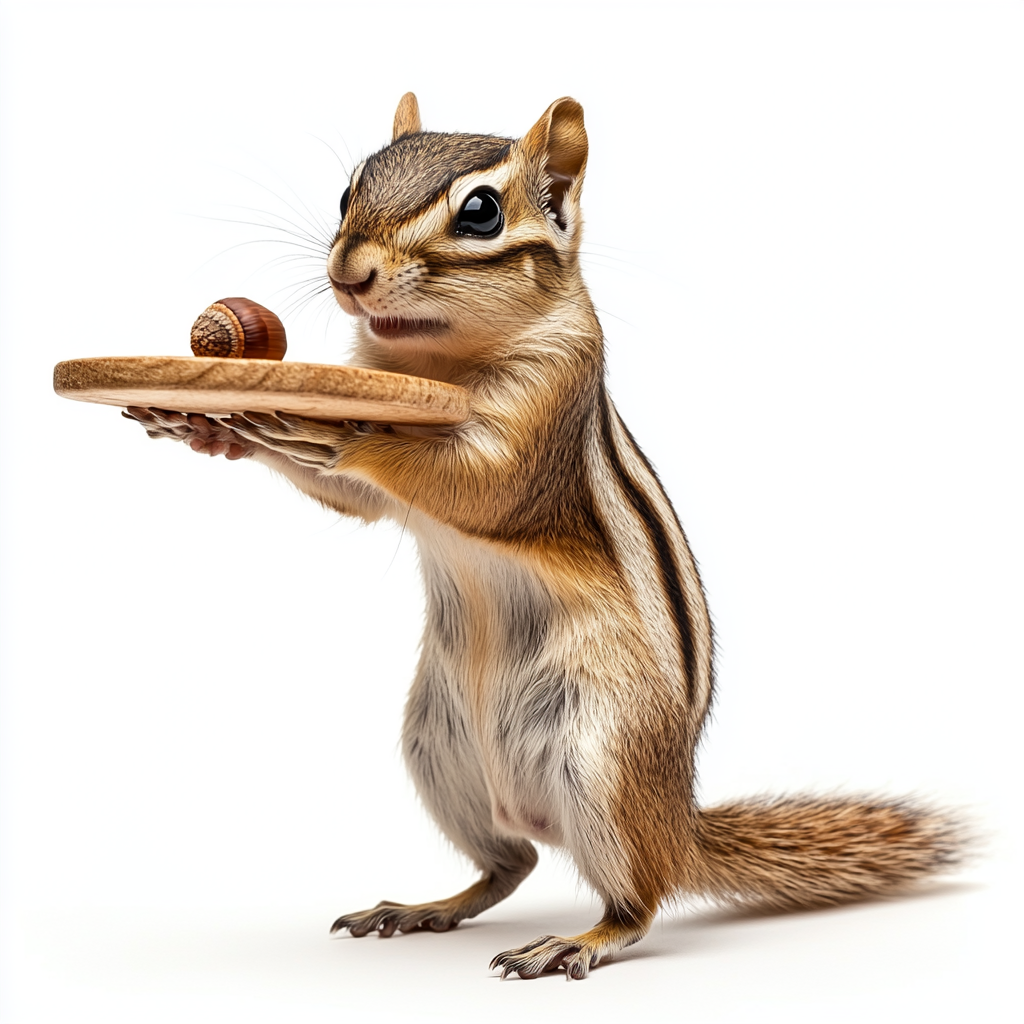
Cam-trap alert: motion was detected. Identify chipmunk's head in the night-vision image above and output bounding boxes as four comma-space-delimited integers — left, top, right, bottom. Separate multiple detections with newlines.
327, 93, 591, 362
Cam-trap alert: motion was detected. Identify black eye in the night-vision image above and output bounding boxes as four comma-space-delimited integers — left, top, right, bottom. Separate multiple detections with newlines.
339, 185, 351, 221
455, 189, 503, 238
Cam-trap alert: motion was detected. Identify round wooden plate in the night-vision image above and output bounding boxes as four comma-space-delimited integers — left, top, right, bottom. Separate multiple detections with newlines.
53, 356, 471, 426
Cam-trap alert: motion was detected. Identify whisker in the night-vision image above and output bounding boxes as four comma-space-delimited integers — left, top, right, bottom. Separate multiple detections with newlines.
331, 130, 359, 180
182, 212, 333, 253
307, 133, 351, 177
226, 167, 337, 251
207, 202, 336, 247
577, 249, 643, 268
277, 281, 333, 318
187, 238, 326, 277
307, 293, 344, 340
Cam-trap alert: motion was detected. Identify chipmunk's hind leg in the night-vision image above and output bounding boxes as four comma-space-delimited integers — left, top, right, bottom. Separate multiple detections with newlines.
489, 689, 690, 979
489, 898, 655, 981
331, 659, 538, 939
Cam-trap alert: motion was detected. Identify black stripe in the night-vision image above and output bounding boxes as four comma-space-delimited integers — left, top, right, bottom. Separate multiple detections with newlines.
597, 396, 698, 705
428, 240, 562, 276
614, 411, 690, 543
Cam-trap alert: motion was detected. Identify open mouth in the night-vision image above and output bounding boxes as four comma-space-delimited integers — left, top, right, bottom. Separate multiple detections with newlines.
367, 316, 447, 339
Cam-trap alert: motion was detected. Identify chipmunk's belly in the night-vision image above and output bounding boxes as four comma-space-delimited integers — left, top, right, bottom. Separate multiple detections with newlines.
462, 605, 568, 846
476, 629, 569, 846
417, 527, 567, 846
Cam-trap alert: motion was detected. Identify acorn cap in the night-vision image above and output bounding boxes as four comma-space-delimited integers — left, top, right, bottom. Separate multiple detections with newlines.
190, 297, 287, 360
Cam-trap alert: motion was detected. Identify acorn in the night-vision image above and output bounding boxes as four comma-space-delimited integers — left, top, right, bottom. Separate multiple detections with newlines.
190, 297, 287, 360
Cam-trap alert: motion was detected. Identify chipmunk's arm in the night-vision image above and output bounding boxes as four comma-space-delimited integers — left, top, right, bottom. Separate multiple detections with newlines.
123, 407, 393, 523
223, 399, 542, 538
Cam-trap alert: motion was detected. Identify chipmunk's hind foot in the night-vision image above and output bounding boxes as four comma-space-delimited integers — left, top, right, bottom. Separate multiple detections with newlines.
490, 935, 596, 980
331, 866, 535, 939
331, 899, 461, 938
490, 905, 653, 981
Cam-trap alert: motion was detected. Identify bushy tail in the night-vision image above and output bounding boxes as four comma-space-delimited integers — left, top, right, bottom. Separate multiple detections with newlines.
694, 795, 967, 910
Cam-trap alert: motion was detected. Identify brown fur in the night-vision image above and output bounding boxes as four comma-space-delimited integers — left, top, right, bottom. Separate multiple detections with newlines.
129, 94, 968, 980
695, 796, 965, 909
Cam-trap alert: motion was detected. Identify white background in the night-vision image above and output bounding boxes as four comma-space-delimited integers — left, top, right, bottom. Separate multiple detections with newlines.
1, 1, 1021, 1021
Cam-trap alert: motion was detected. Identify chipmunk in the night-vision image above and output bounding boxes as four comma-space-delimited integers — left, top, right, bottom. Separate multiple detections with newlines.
127, 93, 964, 980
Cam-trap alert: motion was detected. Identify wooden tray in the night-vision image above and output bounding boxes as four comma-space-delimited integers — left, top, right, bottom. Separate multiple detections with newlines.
53, 356, 471, 426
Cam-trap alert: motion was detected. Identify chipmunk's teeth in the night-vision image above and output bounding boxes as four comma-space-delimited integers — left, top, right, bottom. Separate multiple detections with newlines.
367, 316, 445, 337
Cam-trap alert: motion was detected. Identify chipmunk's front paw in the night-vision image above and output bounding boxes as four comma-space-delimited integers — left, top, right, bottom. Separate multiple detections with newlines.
123, 408, 253, 459
490, 935, 599, 981
330, 900, 462, 939
224, 411, 359, 470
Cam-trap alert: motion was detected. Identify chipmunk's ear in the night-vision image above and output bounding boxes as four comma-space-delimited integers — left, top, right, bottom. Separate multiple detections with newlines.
521, 97, 588, 232
393, 92, 421, 140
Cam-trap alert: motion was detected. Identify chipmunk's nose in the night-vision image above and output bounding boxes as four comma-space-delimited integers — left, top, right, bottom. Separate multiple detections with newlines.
329, 268, 376, 295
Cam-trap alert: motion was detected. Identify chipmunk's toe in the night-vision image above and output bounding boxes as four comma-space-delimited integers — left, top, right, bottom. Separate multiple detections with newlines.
490, 935, 598, 980
330, 900, 462, 938
123, 407, 253, 458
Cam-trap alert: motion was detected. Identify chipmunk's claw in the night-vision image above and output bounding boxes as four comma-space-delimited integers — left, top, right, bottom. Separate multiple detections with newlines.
224, 412, 345, 469
490, 935, 598, 980
330, 900, 463, 938
122, 407, 253, 459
